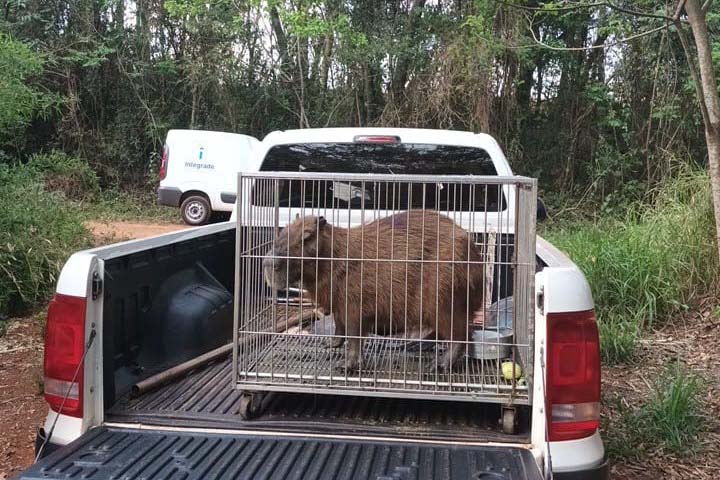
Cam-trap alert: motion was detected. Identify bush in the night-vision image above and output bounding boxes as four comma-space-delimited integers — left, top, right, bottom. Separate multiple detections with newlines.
545, 170, 717, 362
643, 363, 704, 453
607, 363, 704, 458
89, 188, 178, 222
27, 151, 100, 201
0, 164, 90, 321
0, 34, 56, 152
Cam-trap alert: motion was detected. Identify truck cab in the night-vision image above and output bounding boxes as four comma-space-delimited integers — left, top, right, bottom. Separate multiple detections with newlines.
24, 128, 607, 480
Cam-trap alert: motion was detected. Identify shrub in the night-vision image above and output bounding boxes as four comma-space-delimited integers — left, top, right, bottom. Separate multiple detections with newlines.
607, 363, 704, 458
90, 188, 178, 222
27, 151, 100, 201
643, 363, 704, 454
545, 170, 717, 362
0, 164, 90, 321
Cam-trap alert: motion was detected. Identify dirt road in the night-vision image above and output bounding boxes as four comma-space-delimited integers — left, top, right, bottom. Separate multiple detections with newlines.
0, 221, 187, 480
84, 220, 189, 244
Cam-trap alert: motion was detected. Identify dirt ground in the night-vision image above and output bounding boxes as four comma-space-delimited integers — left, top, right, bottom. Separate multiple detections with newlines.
604, 298, 720, 479
84, 220, 189, 244
0, 316, 46, 480
1, 220, 717, 478
0, 221, 188, 480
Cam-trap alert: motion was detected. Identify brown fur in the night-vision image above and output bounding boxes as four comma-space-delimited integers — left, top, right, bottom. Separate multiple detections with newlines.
263, 209, 485, 371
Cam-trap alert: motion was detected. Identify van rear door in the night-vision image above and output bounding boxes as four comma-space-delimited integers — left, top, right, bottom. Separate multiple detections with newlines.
159, 130, 259, 211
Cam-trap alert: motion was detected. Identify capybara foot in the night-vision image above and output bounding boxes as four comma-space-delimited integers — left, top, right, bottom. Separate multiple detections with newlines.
334, 357, 361, 373
440, 343, 465, 372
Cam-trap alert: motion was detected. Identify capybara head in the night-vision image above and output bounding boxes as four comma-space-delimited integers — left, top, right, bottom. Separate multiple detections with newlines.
263, 215, 327, 290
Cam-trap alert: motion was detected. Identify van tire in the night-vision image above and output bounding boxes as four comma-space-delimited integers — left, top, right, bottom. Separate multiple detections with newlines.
181, 195, 211, 225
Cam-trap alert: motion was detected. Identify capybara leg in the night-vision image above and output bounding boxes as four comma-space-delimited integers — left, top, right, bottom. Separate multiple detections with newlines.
329, 315, 345, 348
345, 337, 363, 371
441, 342, 465, 372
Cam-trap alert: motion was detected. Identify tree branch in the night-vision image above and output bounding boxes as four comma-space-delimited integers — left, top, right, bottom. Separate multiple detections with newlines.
496, 0, 675, 21
525, 16, 667, 51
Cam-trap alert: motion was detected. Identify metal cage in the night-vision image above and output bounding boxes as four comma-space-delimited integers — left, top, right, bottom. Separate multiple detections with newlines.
233, 172, 536, 405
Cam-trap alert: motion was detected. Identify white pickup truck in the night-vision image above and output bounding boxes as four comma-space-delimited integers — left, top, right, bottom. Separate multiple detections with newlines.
20, 128, 607, 480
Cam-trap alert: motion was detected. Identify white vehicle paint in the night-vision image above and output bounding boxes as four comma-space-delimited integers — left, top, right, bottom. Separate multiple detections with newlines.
40, 128, 606, 479
157, 129, 259, 225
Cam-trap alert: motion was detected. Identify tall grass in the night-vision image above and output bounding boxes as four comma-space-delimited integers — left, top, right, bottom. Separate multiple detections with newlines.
644, 363, 704, 453
0, 163, 90, 322
545, 171, 717, 362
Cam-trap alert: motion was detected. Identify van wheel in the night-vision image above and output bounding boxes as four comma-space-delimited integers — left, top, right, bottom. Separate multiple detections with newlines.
181, 195, 211, 225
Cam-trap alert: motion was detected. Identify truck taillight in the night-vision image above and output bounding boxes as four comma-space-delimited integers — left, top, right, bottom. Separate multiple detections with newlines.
44, 294, 86, 418
159, 144, 169, 180
546, 310, 600, 441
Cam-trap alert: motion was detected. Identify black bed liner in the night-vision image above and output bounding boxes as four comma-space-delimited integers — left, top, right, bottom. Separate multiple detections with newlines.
108, 356, 529, 442
19, 427, 542, 480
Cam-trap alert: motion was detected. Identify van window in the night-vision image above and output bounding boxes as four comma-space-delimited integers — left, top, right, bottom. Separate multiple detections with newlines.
255, 143, 506, 212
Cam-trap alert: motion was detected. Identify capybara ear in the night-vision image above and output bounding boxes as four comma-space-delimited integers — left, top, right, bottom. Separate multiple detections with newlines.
295, 213, 300, 220
302, 217, 318, 240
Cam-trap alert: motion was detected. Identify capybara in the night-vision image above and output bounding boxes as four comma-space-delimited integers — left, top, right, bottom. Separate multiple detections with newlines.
263, 209, 485, 371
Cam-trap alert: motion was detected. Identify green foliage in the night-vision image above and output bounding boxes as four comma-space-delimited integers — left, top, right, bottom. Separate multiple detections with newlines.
0, 34, 55, 152
545, 170, 717, 362
0, 0, 711, 195
644, 364, 704, 453
27, 151, 100, 201
607, 363, 704, 457
597, 320, 639, 364
0, 164, 90, 321
88, 189, 178, 223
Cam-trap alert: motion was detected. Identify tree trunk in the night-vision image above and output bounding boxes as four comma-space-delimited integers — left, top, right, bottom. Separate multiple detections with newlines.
319, 33, 333, 91
684, 0, 720, 259
269, 5, 290, 74
390, 0, 426, 101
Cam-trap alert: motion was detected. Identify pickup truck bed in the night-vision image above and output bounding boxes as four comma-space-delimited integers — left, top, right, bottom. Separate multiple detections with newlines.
21, 426, 541, 480
26, 130, 607, 480
107, 355, 529, 443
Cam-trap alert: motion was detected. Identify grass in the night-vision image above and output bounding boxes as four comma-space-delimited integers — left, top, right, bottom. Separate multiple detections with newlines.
607, 362, 705, 458
544, 170, 718, 363
86, 188, 179, 223
644, 364, 704, 453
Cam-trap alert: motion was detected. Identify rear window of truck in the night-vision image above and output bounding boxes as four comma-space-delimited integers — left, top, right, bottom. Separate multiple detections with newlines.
257, 143, 506, 212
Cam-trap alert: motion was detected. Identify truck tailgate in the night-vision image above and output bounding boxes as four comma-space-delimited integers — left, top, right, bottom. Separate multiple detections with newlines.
20, 427, 542, 479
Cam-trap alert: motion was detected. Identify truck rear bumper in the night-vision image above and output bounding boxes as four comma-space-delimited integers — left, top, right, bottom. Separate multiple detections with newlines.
157, 186, 182, 207
21, 426, 543, 479
553, 456, 609, 480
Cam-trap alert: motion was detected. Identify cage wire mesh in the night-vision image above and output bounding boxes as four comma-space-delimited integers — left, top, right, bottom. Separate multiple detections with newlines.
233, 172, 536, 405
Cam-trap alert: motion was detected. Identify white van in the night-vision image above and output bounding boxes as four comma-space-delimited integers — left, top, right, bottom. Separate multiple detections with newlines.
157, 129, 259, 225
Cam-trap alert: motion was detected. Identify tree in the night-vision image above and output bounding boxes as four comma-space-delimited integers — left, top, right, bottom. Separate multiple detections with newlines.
0, 34, 53, 158
679, 0, 720, 259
